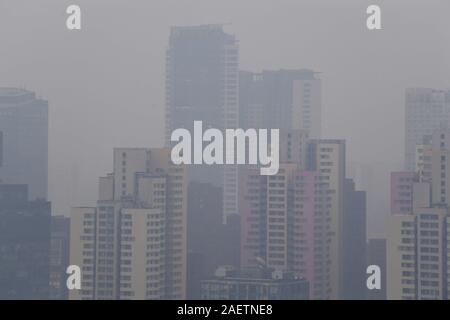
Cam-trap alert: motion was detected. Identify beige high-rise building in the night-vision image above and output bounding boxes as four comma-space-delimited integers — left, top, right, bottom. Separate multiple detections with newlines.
387, 211, 417, 300
387, 202, 450, 300
69, 207, 96, 300
388, 128, 450, 300
69, 148, 187, 300
308, 139, 345, 299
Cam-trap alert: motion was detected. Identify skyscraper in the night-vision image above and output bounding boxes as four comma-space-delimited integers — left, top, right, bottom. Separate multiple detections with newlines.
307, 139, 346, 299
342, 179, 367, 300
69, 148, 187, 300
165, 25, 239, 222
0, 88, 48, 200
0, 184, 51, 299
239, 131, 345, 299
186, 182, 240, 299
405, 88, 450, 171
239, 69, 321, 138
388, 128, 450, 299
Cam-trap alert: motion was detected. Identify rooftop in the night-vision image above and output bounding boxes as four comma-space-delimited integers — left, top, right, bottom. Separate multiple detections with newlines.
0, 88, 32, 97
0, 88, 37, 105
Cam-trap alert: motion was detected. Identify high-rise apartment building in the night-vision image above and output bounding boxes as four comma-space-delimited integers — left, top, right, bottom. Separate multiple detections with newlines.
239, 69, 321, 138
416, 135, 433, 183
390, 171, 416, 215
0, 88, 48, 200
239, 131, 345, 299
69, 148, 187, 300
165, 25, 239, 222
388, 128, 450, 299
387, 200, 450, 299
307, 139, 346, 299
405, 88, 450, 171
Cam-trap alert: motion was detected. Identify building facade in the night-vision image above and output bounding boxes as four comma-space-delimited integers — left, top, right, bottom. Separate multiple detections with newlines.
69, 148, 187, 300
201, 267, 309, 300
0, 88, 48, 200
239, 132, 346, 299
0, 184, 51, 299
366, 239, 387, 300
388, 128, 450, 299
405, 88, 450, 171
165, 25, 239, 222
239, 69, 321, 138
49, 215, 70, 300
342, 179, 367, 300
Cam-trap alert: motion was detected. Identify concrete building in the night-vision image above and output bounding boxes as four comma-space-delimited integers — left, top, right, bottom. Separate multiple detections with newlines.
239, 165, 332, 300
239, 69, 321, 138
416, 141, 432, 183
201, 267, 309, 300
347, 161, 397, 240
366, 239, 387, 300
387, 202, 450, 299
388, 128, 450, 299
0, 88, 48, 200
390, 172, 416, 215
342, 179, 367, 300
187, 182, 240, 299
405, 88, 450, 171
0, 184, 51, 299
307, 139, 346, 299
49, 215, 70, 300
69, 148, 187, 300
165, 25, 239, 222
239, 132, 346, 299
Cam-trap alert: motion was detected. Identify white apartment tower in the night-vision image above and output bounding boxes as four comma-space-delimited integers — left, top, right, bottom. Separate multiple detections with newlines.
69, 148, 187, 300
388, 127, 450, 299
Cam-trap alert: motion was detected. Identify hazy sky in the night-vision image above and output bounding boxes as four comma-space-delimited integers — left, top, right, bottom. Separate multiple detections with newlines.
1, 0, 449, 237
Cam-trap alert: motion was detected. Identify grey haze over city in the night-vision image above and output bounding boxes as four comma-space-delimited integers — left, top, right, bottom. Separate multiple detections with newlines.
1, 0, 449, 239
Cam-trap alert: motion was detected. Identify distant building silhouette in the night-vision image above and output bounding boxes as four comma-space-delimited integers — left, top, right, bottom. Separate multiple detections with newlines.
201, 266, 309, 300
239, 69, 321, 138
342, 178, 367, 300
187, 182, 240, 298
366, 238, 386, 300
165, 25, 239, 222
49, 215, 70, 300
405, 88, 450, 171
0, 88, 48, 200
0, 184, 51, 299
